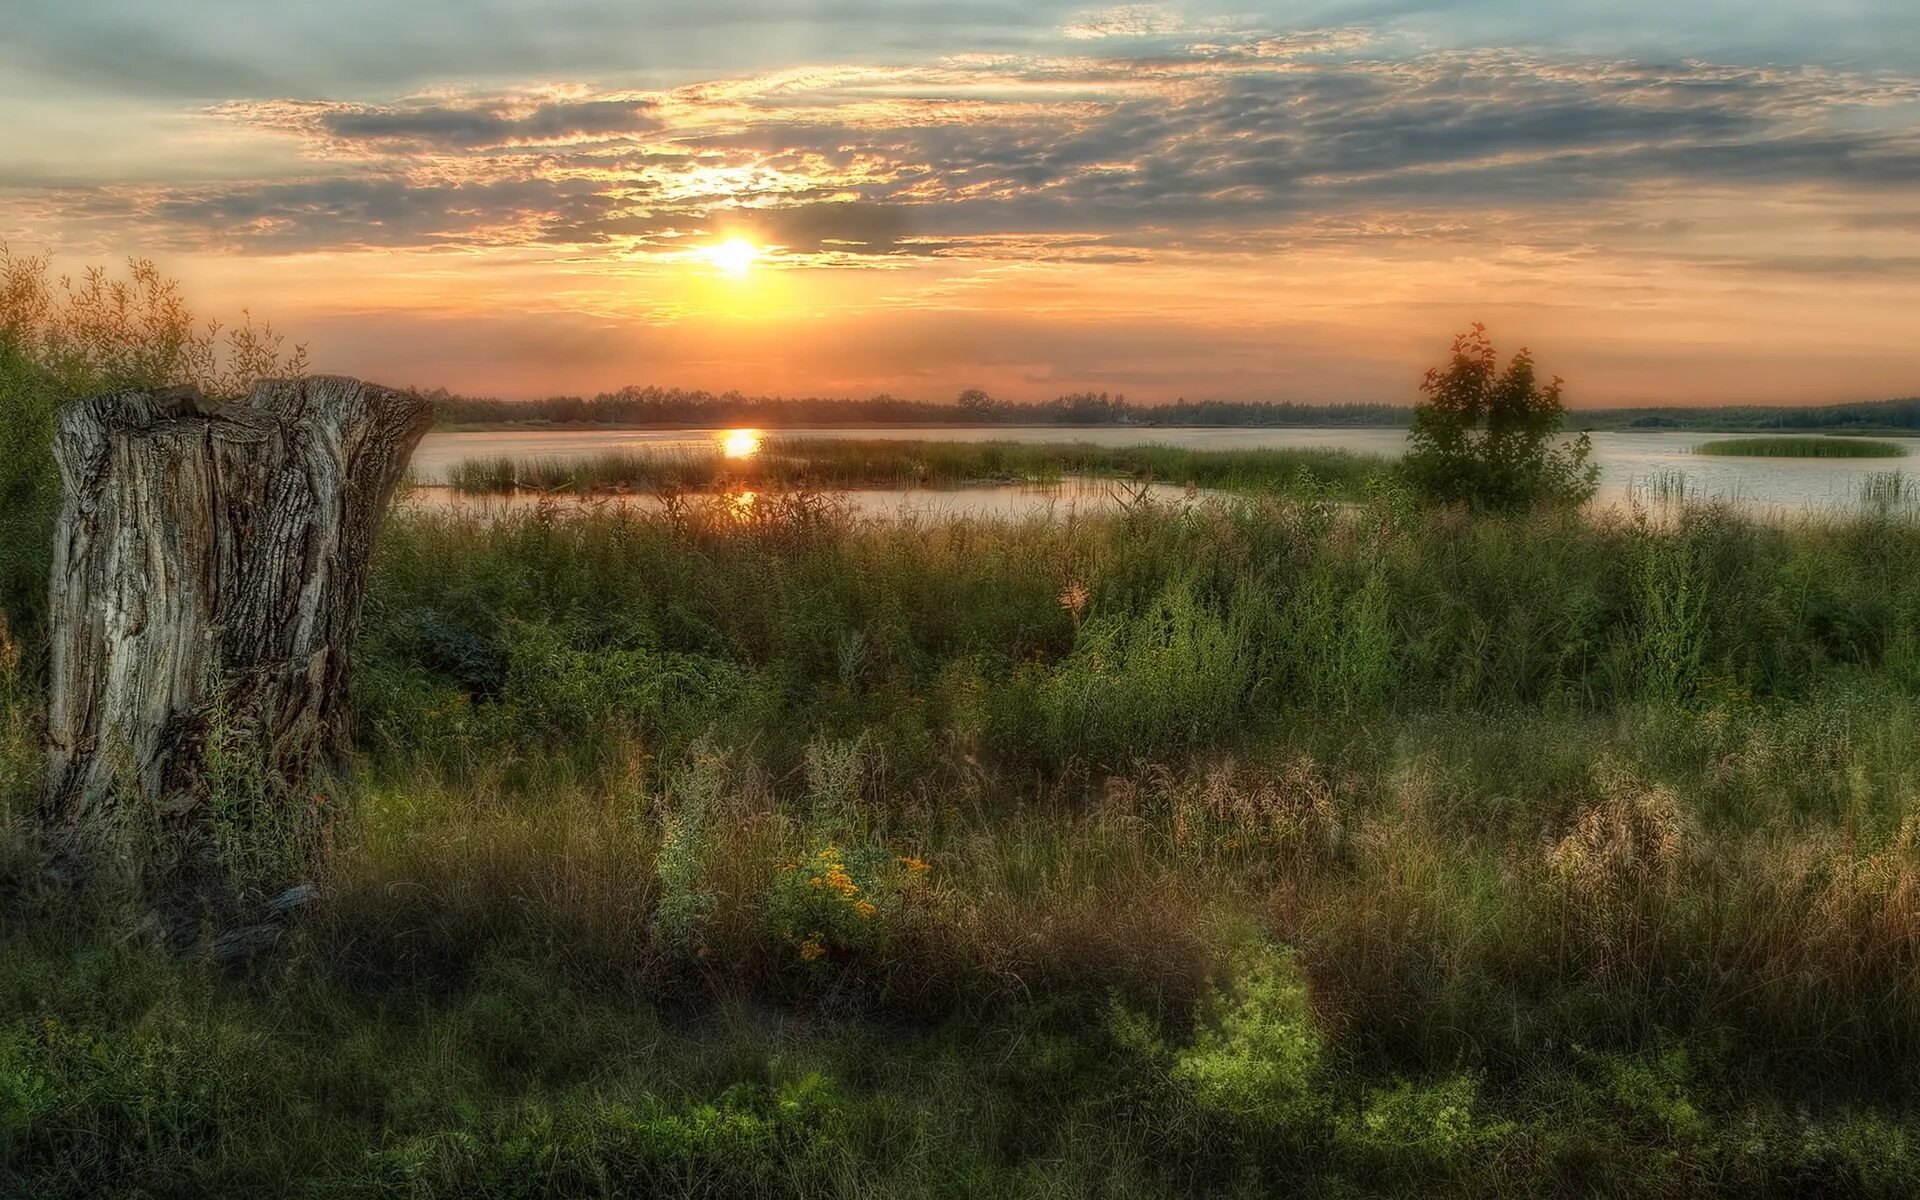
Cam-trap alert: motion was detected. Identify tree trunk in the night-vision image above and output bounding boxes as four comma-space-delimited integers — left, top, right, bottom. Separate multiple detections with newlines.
41, 375, 430, 856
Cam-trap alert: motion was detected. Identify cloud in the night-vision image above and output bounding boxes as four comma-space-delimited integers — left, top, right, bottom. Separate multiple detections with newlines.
21, 35, 1920, 279
317, 99, 660, 151
1062, 4, 1198, 39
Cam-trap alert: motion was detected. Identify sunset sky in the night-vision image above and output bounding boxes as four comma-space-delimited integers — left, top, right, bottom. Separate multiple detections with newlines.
3, 1, 1918, 406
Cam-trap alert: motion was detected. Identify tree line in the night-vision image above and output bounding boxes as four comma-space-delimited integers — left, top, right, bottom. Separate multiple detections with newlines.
430, 383, 1920, 432
428, 385, 1411, 428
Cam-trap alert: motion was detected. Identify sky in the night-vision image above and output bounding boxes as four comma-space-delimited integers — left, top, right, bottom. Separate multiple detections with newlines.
2, 1, 1918, 407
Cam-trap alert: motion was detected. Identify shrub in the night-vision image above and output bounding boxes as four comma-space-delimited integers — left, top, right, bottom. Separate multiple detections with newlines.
1401, 323, 1597, 511
0, 247, 306, 638
1340, 1073, 1510, 1169
650, 747, 724, 962
1169, 941, 1326, 1132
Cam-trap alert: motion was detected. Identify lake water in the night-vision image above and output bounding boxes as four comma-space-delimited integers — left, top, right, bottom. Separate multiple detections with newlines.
410, 427, 1917, 518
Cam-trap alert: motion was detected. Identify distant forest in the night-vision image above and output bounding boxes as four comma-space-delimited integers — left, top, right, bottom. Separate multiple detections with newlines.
428, 385, 1920, 433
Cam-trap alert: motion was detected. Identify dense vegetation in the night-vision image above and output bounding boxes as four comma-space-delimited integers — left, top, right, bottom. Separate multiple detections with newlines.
1693, 436, 1908, 458
445, 437, 1384, 497
1592, 396, 1920, 433
10, 263, 1920, 1196
431, 383, 1920, 435
1400, 325, 1596, 510
0, 247, 304, 632
431, 385, 1411, 429
9, 488, 1920, 1195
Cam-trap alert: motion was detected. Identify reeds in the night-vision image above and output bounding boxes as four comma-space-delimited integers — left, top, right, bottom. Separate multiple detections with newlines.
1693, 435, 1908, 458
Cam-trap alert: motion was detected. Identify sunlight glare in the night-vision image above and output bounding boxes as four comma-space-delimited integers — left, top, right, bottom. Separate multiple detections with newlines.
721, 428, 761, 458
705, 237, 761, 277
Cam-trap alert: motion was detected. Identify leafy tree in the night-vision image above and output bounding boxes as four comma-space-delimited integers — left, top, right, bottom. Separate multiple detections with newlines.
0, 246, 305, 639
955, 386, 997, 417
1400, 324, 1596, 510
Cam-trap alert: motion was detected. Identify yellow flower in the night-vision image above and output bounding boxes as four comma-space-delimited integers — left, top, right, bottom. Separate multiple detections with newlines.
854, 900, 878, 920
900, 856, 930, 874
821, 867, 858, 895
798, 935, 826, 961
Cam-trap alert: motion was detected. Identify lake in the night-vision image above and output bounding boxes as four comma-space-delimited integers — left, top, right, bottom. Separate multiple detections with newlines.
409, 426, 1916, 517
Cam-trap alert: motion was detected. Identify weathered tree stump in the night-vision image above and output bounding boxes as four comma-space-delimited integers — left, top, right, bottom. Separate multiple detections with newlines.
41, 376, 430, 864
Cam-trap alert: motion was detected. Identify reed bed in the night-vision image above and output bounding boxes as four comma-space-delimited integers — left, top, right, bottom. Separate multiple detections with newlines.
1692, 435, 1908, 457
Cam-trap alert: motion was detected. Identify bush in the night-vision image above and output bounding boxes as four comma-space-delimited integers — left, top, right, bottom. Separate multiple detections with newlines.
1169, 941, 1326, 1132
0, 246, 305, 638
1401, 323, 1597, 511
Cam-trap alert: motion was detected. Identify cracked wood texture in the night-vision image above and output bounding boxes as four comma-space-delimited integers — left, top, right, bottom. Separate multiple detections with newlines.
42, 376, 431, 837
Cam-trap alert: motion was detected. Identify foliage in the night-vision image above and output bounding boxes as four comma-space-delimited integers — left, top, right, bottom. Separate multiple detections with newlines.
0, 246, 306, 638
650, 746, 722, 962
1341, 1074, 1508, 1168
1168, 941, 1325, 1130
1401, 323, 1598, 510
433, 381, 1412, 429
12, 371, 1920, 1191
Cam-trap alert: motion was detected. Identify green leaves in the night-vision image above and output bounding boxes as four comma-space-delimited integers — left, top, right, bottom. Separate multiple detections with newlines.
1403, 325, 1598, 511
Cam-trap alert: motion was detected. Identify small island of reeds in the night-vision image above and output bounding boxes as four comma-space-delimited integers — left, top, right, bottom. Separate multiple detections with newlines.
1692, 436, 1908, 458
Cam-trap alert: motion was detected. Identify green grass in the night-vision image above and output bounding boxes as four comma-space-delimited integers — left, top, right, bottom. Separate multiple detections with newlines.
1692, 435, 1909, 458
445, 437, 1387, 497
13, 494, 1920, 1194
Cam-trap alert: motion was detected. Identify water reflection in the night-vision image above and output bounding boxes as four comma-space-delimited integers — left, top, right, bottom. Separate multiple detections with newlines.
410, 426, 1920, 512
721, 429, 761, 459
403, 478, 1205, 522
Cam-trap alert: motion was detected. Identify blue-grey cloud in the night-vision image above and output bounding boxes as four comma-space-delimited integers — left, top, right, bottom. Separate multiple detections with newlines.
25, 38, 1920, 280
318, 99, 660, 150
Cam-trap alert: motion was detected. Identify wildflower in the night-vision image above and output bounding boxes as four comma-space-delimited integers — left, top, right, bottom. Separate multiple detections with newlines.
854, 900, 878, 920
900, 856, 931, 874
798, 935, 827, 961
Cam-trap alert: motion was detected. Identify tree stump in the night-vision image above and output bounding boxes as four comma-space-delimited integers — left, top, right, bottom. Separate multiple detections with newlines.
41, 376, 431, 865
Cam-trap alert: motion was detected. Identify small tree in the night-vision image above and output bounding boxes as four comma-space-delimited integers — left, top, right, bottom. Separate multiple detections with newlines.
1400, 324, 1596, 510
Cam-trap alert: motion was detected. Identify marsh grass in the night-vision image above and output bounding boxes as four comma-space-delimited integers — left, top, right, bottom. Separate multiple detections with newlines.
11, 494, 1920, 1195
1862, 469, 1912, 510
1693, 435, 1909, 458
445, 436, 1385, 497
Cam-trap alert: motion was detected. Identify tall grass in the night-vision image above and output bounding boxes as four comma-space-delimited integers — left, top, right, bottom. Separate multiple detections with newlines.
15, 420, 1920, 1192
1693, 435, 1908, 458
445, 437, 1386, 496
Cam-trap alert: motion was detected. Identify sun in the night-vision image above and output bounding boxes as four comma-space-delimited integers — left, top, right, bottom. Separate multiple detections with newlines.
720, 428, 761, 458
704, 237, 761, 277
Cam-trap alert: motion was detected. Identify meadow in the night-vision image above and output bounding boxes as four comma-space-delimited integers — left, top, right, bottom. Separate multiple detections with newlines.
8, 260, 1920, 1196
444, 437, 1383, 498
9, 486, 1920, 1196
1692, 436, 1909, 458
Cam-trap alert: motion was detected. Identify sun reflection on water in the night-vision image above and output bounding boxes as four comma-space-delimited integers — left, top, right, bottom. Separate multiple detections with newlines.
721, 428, 761, 458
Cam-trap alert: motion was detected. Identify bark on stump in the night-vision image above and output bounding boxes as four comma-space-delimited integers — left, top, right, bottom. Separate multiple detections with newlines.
41, 376, 430, 866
